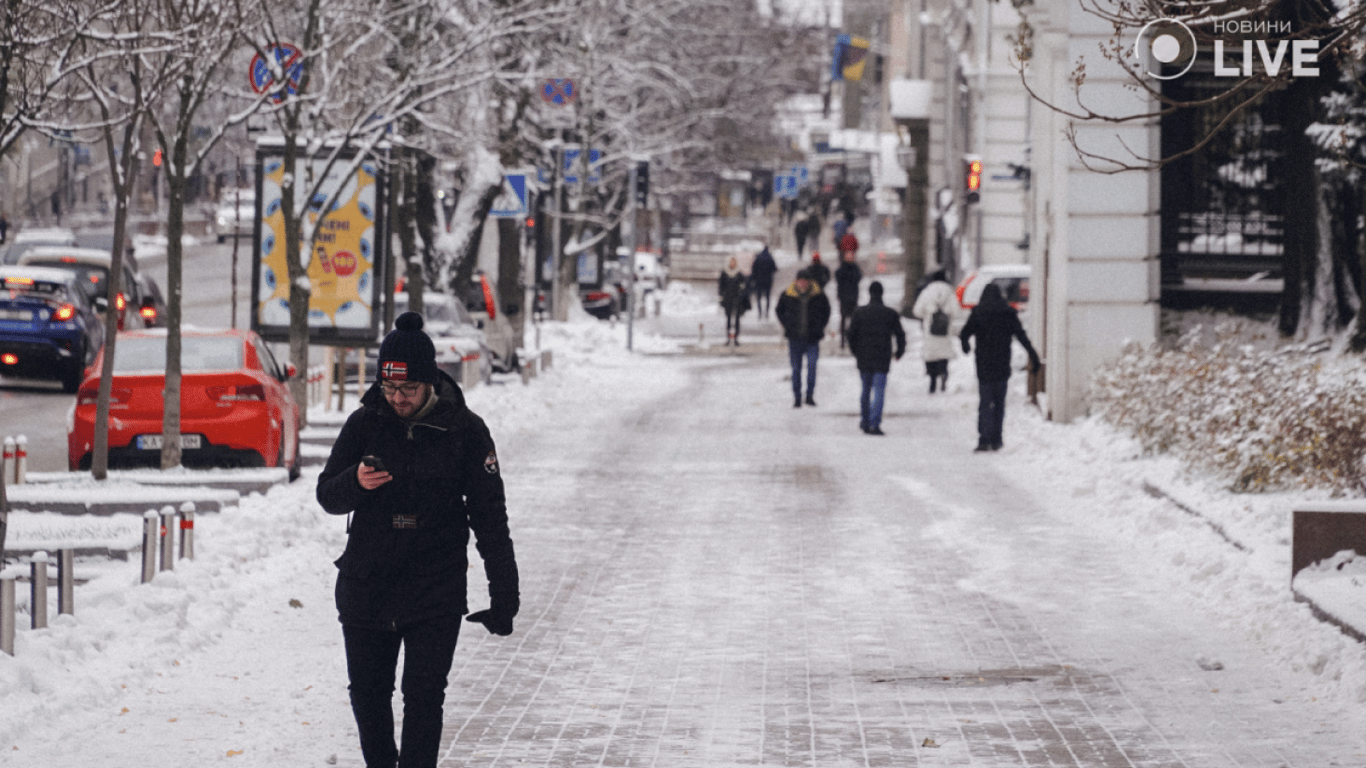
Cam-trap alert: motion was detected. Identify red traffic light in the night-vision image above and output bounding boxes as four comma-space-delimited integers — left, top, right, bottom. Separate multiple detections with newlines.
964, 157, 982, 203
153, 148, 163, 167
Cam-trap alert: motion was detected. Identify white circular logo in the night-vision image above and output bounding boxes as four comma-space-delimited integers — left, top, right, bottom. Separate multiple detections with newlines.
1136, 18, 1197, 80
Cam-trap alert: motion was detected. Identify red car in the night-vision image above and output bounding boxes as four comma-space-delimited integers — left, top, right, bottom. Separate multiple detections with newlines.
68, 328, 302, 479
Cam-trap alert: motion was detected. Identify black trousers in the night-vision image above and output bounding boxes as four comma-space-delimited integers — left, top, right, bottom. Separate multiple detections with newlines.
343, 613, 463, 768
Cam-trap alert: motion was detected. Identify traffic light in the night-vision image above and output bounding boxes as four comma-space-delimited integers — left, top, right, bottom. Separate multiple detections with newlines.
964, 156, 982, 204
634, 160, 649, 207
152, 148, 163, 167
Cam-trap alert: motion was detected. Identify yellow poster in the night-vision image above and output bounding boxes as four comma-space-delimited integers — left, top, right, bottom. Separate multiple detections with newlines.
255, 155, 379, 336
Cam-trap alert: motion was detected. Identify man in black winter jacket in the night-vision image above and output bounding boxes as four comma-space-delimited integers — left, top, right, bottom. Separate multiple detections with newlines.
318, 311, 520, 768
846, 281, 906, 435
959, 282, 1040, 452
776, 268, 832, 407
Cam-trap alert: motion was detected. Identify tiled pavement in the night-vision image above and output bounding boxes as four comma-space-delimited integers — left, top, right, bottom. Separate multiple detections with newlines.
429, 339, 1365, 767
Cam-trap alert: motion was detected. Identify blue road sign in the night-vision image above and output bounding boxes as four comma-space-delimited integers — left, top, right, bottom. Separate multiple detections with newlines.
563, 147, 601, 185
490, 173, 529, 218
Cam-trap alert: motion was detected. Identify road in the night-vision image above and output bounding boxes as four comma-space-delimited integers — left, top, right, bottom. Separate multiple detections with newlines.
0, 234, 254, 472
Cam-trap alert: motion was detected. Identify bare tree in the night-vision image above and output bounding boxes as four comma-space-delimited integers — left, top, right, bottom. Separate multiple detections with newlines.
75, 0, 178, 478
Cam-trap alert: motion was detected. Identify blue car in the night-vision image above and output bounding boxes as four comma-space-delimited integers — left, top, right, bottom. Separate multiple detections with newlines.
0, 265, 106, 392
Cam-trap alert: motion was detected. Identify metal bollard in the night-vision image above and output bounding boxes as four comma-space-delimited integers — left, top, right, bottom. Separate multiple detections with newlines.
141, 509, 159, 584
179, 502, 195, 561
541, 350, 552, 370
159, 506, 176, 572
57, 548, 74, 615
2, 436, 12, 485
1, 575, 14, 656
13, 435, 25, 485
30, 551, 48, 630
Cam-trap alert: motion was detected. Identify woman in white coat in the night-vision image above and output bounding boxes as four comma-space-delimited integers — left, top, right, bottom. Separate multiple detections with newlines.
911, 270, 958, 393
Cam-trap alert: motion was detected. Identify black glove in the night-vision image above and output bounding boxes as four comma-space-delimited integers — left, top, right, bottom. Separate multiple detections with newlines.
466, 594, 519, 636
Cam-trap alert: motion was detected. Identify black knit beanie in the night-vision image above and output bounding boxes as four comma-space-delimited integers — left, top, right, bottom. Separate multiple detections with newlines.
378, 311, 438, 383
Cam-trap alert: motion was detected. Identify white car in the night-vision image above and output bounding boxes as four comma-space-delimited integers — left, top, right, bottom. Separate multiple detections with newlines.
463, 272, 519, 373
394, 292, 493, 385
17, 246, 158, 330
214, 189, 256, 243
1, 227, 77, 264
955, 263, 1030, 311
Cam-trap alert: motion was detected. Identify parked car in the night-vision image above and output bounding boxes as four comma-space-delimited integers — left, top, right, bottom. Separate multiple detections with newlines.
461, 272, 519, 373
956, 264, 1031, 311
68, 327, 302, 479
0, 266, 106, 392
17, 246, 160, 330
214, 189, 256, 243
580, 261, 629, 320
0, 227, 77, 264
389, 292, 494, 385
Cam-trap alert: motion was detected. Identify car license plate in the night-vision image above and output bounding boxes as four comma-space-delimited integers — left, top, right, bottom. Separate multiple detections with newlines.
136, 434, 203, 450
0, 309, 30, 321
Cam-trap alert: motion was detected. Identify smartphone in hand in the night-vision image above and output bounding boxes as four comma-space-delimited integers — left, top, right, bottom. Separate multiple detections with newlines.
361, 455, 388, 473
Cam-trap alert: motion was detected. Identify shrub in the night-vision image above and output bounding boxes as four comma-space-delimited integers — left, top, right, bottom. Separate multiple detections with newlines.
1090, 326, 1366, 494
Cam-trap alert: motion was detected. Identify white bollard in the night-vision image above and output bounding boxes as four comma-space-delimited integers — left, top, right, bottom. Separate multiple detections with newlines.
159, 506, 176, 572
0, 575, 14, 655
30, 552, 48, 630
141, 510, 159, 584
57, 549, 74, 616
13, 435, 25, 485
179, 502, 196, 561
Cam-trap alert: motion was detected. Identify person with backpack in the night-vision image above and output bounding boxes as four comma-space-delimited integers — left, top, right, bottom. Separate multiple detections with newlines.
959, 282, 1041, 452
911, 269, 957, 394
846, 281, 906, 435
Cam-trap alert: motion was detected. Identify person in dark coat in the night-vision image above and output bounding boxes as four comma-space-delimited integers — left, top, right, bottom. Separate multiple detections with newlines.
846, 281, 906, 435
793, 213, 810, 258
833, 251, 863, 349
959, 283, 1040, 452
748, 243, 778, 319
317, 311, 520, 768
806, 253, 831, 289
775, 268, 831, 407
718, 255, 749, 345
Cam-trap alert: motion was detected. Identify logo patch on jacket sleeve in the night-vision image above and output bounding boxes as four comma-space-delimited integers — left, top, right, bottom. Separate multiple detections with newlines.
484, 451, 500, 474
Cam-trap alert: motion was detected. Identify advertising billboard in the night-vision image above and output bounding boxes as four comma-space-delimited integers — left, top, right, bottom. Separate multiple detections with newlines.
251, 145, 387, 345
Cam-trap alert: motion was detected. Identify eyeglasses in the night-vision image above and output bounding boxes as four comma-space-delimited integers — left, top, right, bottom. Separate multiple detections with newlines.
380, 381, 424, 398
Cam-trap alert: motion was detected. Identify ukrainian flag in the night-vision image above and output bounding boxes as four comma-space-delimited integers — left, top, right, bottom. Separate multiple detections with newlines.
832, 34, 871, 81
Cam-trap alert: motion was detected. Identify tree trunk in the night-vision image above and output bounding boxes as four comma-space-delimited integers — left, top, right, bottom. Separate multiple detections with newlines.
160, 134, 189, 470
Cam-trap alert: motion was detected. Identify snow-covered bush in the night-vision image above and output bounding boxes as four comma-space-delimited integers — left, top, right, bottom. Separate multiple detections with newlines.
1091, 326, 1366, 494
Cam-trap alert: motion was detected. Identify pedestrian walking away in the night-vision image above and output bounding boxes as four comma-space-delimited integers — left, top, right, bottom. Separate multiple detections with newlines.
793, 213, 810, 258
959, 283, 1040, 452
805, 209, 822, 255
846, 281, 906, 435
317, 311, 521, 768
911, 269, 957, 393
776, 268, 831, 407
834, 250, 863, 349
718, 255, 750, 346
806, 252, 831, 289
748, 243, 778, 319
838, 231, 859, 259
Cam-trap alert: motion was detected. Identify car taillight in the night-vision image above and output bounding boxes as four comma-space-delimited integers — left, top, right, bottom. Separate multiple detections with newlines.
52, 303, 77, 321
1, 353, 17, 365
208, 384, 265, 402
140, 305, 158, 323
585, 291, 611, 302
77, 386, 132, 406
115, 292, 127, 312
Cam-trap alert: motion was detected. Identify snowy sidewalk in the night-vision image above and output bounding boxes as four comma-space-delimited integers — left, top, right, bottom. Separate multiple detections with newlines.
5, 312, 1366, 767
